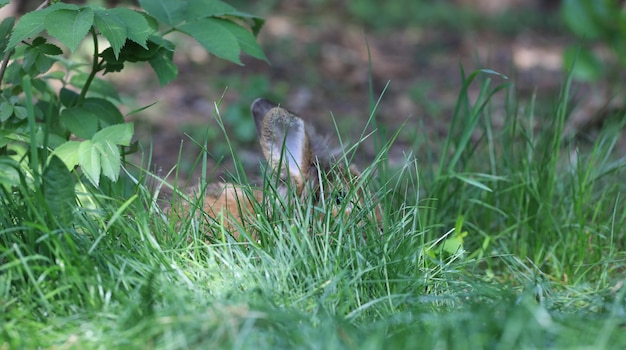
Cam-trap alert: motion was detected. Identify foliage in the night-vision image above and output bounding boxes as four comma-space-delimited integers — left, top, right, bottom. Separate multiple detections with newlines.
0, 0, 266, 228
1, 1, 626, 348
561, 0, 626, 81
2, 66, 626, 348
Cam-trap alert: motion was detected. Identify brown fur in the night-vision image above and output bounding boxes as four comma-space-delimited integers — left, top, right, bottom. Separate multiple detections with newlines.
173, 98, 380, 241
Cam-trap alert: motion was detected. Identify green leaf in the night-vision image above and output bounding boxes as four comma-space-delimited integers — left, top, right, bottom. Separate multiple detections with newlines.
0, 102, 13, 122
23, 42, 52, 75
60, 106, 100, 139
51, 141, 81, 169
0, 0, 9, 9
78, 140, 100, 186
178, 18, 241, 64
149, 45, 178, 86
7, 7, 52, 50
94, 8, 127, 58
34, 128, 67, 149
561, 0, 602, 39
111, 8, 152, 48
82, 98, 124, 126
92, 123, 134, 146
95, 139, 120, 182
38, 43, 63, 55
0, 158, 21, 188
93, 8, 153, 58
0, 17, 15, 45
43, 155, 76, 225
185, 0, 236, 22
44, 7, 94, 52
99, 47, 125, 74
138, 0, 186, 27
13, 106, 27, 120
219, 19, 268, 62
60, 88, 80, 107
7, 2, 81, 50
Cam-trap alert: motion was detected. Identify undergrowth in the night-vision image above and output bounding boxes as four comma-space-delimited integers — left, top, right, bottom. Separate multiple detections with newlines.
2, 69, 626, 349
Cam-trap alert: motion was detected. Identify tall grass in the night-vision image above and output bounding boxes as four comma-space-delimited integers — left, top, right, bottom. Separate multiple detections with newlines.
1, 70, 626, 348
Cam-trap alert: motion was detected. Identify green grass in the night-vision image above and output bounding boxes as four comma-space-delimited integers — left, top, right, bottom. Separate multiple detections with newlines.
2, 70, 626, 349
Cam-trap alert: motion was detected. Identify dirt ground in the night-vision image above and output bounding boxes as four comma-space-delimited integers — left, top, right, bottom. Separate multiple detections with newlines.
14, 0, 625, 183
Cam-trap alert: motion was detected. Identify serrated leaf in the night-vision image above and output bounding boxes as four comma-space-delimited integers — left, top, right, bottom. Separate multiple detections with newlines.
23, 43, 57, 75
51, 140, 81, 169
78, 140, 100, 186
185, 0, 236, 22
219, 19, 268, 62
178, 18, 241, 64
93, 8, 127, 58
95, 139, 120, 181
44, 7, 94, 52
140, 12, 159, 32
99, 47, 125, 74
32, 36, 46, 46
110, 8, 152, 48
7, 8, 51, 50
38, 43, 63, 55
249, 17, 265, 37
92, 123, 133, 146
138, 0, 186, 27
7, 3, 82, 50
82, 97, 124, 126
149, 46, 178, 86
43, 155, 76, 225
60, 107, 100, 139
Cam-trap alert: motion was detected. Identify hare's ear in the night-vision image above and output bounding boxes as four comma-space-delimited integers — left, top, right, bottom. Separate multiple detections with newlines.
251, 98, 276, 139
251, 98, 311, 183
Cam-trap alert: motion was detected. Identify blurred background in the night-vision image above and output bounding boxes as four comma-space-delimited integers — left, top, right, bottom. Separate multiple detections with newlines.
3, 0, 625, 180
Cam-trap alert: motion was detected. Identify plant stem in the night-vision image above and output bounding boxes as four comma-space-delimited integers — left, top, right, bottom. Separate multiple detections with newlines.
22, 74, 40, 186
76, 29, 99, 106
0, 49, 14, 93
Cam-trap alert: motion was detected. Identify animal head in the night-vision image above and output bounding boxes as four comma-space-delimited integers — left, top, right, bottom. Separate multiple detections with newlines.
251, 98, 375, 218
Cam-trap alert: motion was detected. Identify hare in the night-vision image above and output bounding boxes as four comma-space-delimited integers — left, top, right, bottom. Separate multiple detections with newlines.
176, 98, 378, 240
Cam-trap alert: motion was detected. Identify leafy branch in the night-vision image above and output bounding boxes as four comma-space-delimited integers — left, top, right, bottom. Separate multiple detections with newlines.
0, 0, 266, 192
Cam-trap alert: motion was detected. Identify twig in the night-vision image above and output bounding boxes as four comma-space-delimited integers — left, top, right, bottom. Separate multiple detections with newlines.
0, 49, 14, 93
35, 0, 51, 11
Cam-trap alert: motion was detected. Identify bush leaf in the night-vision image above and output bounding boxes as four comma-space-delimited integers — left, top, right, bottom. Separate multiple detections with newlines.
95, 139, 121, 181
60, 106, 100, 139
93, 8, 127, 58
218, 19, 268, 62
51, 140, 81, 169
138, 0, 185, 27
43, 155, 77, 225
92, 123, 134, 146
78, 140, 101, 186
44, 7, 94, 53
178, 18, 241, 64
